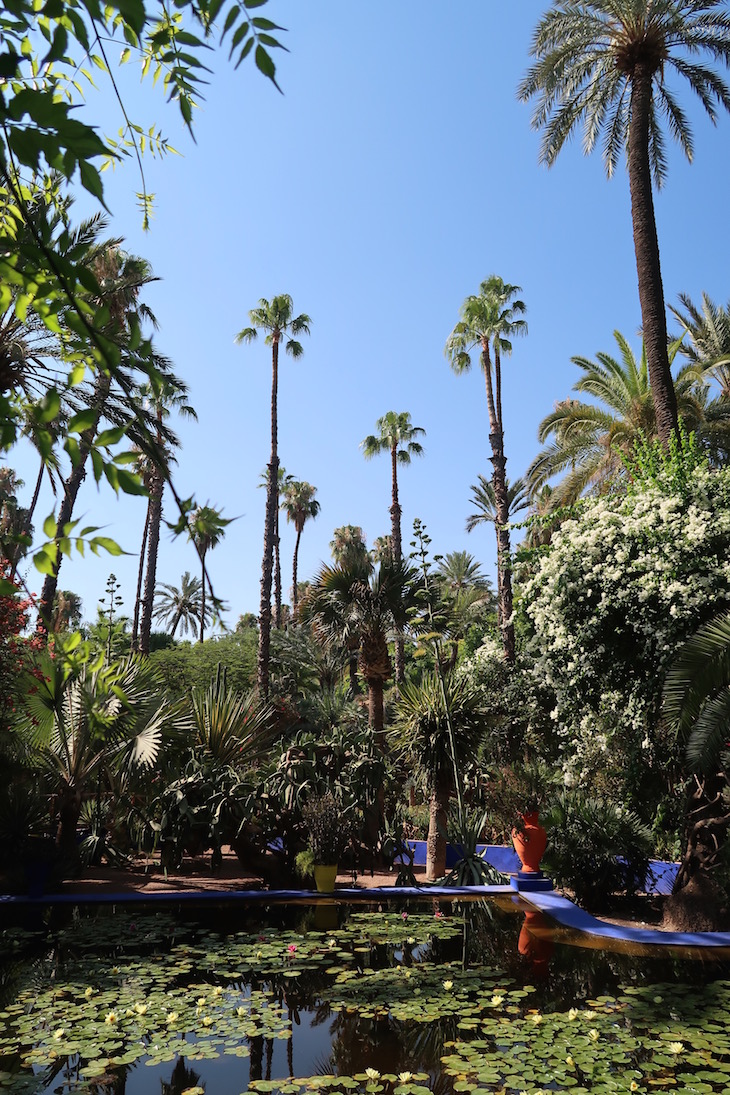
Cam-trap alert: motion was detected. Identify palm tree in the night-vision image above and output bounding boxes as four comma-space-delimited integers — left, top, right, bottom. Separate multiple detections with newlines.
393, 674, 487, 880
153, 571, 212, 639
18, 653, 178, 858
672, 292, 730, 396
281, 479, 320, 616
446, 276, 527, 663
259, 464, 292, 631
235, 295, 311, 698
37, 242, 162, 633
305, 556, 415, 747
188, 504, 231, 643
519, 0, 730, 445
465, 476, 530, 535
527, 332, 705, 506
136, 376, 197, 655
663, 612, 730, 894
435, 551, 495, 670
361, 411, 425, 683
330, 525, 369, 570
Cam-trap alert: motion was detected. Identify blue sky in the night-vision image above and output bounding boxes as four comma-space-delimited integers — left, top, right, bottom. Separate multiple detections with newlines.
12, 2, 730, 630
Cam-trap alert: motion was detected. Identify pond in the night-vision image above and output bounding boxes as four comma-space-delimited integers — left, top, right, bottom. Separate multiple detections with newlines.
1, 896, 730, 1094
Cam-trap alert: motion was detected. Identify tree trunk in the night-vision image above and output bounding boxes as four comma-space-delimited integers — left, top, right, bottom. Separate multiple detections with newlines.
390, 443, 405, 685
12, 457, 45, 580
131, 505, 150, 652
673, 772, 730, 893
273, 500, 282, 629
426, 780, 450, 881
483, 343, 515, 663
38, 445, 89, 633
367, 677, 386, 752
139, 464, 163, 655
37, 374, 109, 635
257, 337, 279, 698
199, 553, 207, 643
628, 66, 678, 446
292, 527, 302, 615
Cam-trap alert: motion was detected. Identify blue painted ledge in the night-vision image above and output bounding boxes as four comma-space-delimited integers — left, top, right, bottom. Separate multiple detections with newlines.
522, 890, 730, 949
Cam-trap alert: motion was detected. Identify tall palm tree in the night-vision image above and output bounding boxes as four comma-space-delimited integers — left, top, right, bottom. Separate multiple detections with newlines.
280, 479, 320, 616
235, 295, 311, 698
361, 411, 425, 683
446, 276, 527, 663
188, 504, 230, 644
672, 292, 730, 396
305, 556, 415, 747
435, 552, 495, 670
136, 376, 197, 654
519, 0, 730, 445
153, 571, 212, 639
465, 476, 530, 535
527, 332, 705, 505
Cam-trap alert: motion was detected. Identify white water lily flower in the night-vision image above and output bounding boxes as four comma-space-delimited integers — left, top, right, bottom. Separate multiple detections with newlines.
83, 987, 94, 998
328, 939, 337, 948
52, 1029, 65, 1041
236, 1006, 247, 1018
166, 1012, 179, 1024
490, 994, 504, 1007
668, 1042, 684, 1054
588, 1028, 599, 1041
212, 986, 223, 997
105, 1011, 118, 1025
568, 1007, 580, 1020
365, 1068, 380, 1080
398, 1072, 414, 1083
134, 1002, 147, 1015
442, 980, 453, 991
202, 1015, 213, 1027
630, 1084, 640, 1092
530, 1012, 543, 1025
566, 1056, 574, 1067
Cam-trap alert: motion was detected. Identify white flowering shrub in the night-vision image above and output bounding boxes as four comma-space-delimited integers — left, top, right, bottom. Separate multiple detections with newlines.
520, 466, 730, 795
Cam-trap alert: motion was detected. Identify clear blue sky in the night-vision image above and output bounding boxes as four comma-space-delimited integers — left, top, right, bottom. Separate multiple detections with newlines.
12, 2, 730, 629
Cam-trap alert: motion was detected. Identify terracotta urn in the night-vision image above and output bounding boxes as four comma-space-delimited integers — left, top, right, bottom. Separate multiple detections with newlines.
511, 811, 547, 873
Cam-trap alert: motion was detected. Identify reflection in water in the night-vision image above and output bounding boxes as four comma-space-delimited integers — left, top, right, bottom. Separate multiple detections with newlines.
517, 910, 555, 980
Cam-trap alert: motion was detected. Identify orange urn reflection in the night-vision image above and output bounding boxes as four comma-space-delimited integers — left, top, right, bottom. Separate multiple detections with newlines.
518, 910, 554, 978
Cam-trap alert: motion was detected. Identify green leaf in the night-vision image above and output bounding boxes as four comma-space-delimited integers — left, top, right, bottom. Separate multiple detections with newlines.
91, 536, 124, 556
79, 159, 105, 202
95, 426, 126, 447
33, 548, 57, 575
43, 513, 57, 539
37, 388, 61, 423
68, 408, 98, 433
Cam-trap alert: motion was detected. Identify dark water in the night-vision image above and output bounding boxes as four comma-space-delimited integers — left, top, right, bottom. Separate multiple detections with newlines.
0, 897, 729, 1094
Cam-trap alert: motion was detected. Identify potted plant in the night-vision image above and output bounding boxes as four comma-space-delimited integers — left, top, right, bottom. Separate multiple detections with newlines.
487, 763, 553, 874
302, 792, 350, 892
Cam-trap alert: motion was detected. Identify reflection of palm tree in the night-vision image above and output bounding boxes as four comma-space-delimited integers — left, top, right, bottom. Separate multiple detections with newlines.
160, 1058, 203, 1095
519, 0, 730, 444
153, 571, 211, 639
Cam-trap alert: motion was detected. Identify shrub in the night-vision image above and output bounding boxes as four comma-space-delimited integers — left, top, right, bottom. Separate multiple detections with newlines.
543, 791, 653, 909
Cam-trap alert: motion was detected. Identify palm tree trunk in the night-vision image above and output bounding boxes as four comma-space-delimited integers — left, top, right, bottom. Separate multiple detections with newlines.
292, 527, 302, 614
37, 445, 89, 633
390, 443, 405, 685
274, 502, 282, 629
257, 337, 279, 697
139, 465, 163, 655
628, 66, 678, 446
200, 553, 207, 643
37, 375, 109, 635
131, 505, 150, 652
367, 677, 386, 751
483, 345, 515, 663
426, 780, 450, 882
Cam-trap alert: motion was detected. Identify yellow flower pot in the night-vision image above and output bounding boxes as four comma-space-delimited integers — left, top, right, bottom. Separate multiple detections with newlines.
313, 864, 338, 893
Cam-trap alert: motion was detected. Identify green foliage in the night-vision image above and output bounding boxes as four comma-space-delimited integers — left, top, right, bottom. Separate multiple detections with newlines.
148, 632, 257, 697
623, 422, 708, 498
443, 809, 502, 887
543, 791, 653, 909
302, 791, 351, 864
